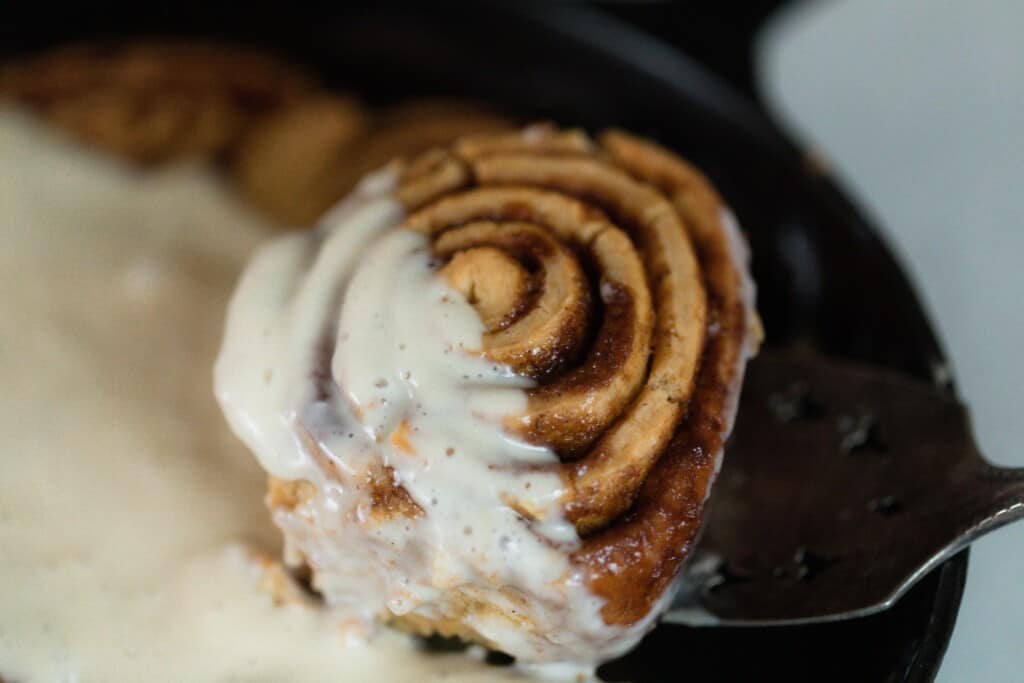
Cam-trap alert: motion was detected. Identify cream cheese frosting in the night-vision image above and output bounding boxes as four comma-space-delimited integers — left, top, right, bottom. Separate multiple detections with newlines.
214, 167, 626, 670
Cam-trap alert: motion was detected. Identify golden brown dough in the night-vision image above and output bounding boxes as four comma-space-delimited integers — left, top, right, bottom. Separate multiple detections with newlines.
0, 42, 312, 162
231, 97, 513, 225
229, 94, 372, 225
390, 125, 761, 624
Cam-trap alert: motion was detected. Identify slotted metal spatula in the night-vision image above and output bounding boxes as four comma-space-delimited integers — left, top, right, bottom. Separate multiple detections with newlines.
664, 349, 1024, 627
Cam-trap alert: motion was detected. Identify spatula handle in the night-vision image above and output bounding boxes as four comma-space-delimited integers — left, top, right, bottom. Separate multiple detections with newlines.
952, 463, 1024, 551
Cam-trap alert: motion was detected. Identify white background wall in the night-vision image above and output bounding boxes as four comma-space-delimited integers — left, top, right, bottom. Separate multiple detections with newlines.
759, 0, 1024, 679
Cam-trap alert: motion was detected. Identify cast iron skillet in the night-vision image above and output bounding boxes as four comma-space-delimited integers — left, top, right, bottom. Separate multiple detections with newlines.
3, 4, 966, 681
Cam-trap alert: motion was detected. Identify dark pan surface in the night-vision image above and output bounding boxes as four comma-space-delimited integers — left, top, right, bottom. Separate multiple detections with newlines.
3, 5, 966, 681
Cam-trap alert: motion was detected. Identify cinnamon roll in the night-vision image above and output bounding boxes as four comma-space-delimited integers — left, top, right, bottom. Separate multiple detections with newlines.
230, 97, 512, 225
1, 43, 513, 226
0, 42, 312, 162
215, 125, 760, 666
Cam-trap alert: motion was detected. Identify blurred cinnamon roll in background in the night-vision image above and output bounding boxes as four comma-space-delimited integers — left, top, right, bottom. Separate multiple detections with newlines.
230, 97, 511, 225
1, 41, 513, 225
0, 42, 313, 162
215, 124, 761, 667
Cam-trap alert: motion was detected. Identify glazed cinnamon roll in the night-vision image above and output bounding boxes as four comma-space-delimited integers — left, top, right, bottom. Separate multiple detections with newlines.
215, 125, 760, 666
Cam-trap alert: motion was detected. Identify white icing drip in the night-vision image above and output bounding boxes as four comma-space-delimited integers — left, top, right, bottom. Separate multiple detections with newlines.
215, 171, 626, 666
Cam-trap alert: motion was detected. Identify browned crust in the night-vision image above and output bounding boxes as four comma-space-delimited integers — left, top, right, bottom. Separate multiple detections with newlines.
575, 130, 759, 624
234, 99, 513, 224
229, 94, 372, 224
294, 426, 425, 522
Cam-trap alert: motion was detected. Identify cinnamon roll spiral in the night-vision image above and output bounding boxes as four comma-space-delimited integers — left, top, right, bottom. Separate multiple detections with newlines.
397, 125, 762, 626
216, 124, 760, 665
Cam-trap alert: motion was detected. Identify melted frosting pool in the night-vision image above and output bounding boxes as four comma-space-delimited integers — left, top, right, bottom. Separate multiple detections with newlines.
0, 107, 585, 683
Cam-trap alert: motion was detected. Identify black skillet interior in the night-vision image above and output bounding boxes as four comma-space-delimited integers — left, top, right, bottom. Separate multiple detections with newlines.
2, 4, 966, 681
